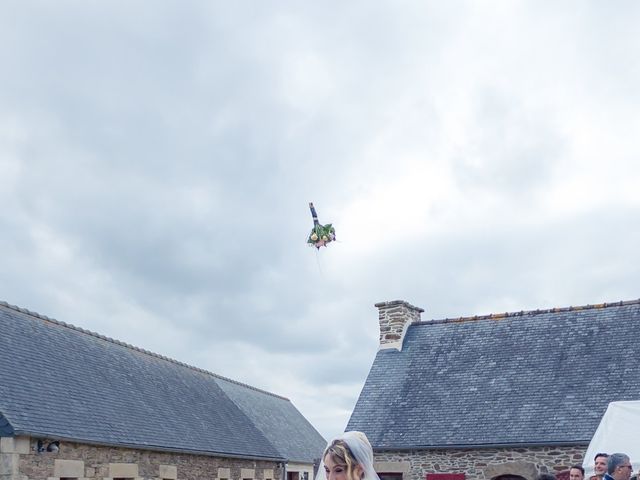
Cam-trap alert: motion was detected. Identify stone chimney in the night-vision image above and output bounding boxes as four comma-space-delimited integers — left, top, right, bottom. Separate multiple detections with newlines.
375, 300, 424, 351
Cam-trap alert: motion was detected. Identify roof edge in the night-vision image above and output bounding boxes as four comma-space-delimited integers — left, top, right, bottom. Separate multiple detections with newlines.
415, 298, 640, 326
0, 300, 288, 401
373, 440, 591, 451
11, 429, 287, 461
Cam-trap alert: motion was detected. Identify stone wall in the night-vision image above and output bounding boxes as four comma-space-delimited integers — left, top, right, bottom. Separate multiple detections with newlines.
2, 436, 283, 480
375, 300, 424, 350
373, 445, 587, 480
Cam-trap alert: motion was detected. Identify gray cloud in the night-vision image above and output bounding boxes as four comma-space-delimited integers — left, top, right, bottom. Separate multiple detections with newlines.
2, 1, 640, 440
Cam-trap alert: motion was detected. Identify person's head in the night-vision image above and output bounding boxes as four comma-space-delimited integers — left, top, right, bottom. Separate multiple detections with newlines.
570, 466, 585, 480
536, 474, 557, 480
595, 454, 610, 477
607, 453, 632, 480
323, 432, 375, 480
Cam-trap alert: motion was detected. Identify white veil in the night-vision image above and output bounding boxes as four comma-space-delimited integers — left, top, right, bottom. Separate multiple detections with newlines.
316, 431, 380, 480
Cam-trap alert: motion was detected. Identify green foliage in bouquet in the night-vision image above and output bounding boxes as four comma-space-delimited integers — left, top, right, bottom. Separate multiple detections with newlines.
308, 223, 336, 248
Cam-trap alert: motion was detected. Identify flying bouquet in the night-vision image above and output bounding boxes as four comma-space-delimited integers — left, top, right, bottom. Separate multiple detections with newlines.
307, 202, 336, 249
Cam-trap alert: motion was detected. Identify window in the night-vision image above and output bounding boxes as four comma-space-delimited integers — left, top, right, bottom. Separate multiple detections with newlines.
379, 473, 403, 480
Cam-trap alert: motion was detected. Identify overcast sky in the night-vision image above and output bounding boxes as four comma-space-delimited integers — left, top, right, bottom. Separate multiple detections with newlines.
2, 1, 640, 442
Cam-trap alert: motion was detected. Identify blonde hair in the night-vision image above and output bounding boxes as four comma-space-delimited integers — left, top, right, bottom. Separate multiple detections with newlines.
323, 439, 362, 480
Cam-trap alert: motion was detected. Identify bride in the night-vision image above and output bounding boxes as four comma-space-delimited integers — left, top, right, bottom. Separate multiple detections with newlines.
319, 431, 380, 480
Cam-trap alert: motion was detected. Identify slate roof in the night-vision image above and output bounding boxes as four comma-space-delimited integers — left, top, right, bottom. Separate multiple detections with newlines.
0, 301, 325, 462
216, 378, 326, 463
347, 299, 640, 449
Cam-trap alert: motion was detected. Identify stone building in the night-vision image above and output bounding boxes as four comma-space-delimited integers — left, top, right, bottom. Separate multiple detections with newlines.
0, 301, 325, 480
346, 299, 640, 480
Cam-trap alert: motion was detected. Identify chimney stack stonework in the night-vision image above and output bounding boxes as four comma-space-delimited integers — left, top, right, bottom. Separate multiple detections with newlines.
375, 300, 424, 351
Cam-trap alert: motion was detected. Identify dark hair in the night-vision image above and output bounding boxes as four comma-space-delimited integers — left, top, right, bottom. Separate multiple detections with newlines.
537, 474, 557, 480
608, 453, 631, 475
571, 466, 585, 476
595, 453, 610, 461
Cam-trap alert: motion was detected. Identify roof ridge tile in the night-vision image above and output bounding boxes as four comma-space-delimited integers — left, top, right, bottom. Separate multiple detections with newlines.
415, 298, 640, 326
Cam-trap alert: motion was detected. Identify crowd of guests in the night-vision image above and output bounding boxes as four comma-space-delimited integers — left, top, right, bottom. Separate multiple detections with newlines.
319, 431, 633, 480
537, 453, 635, 480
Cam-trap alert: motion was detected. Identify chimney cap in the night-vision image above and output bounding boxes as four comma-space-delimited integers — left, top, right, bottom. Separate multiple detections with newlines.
374, 300, 424, 313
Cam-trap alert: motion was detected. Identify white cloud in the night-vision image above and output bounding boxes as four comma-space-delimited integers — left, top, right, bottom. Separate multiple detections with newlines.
2, 1, 640, 441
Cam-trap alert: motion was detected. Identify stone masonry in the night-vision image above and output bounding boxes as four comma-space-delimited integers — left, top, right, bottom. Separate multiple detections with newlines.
374, 445, 586, 480
1, 436, 282, 480
375, 300, 424, 350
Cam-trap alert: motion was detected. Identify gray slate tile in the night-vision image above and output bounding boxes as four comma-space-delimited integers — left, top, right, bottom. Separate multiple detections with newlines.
347, 302, 640, 448
0, 302, 324, 461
